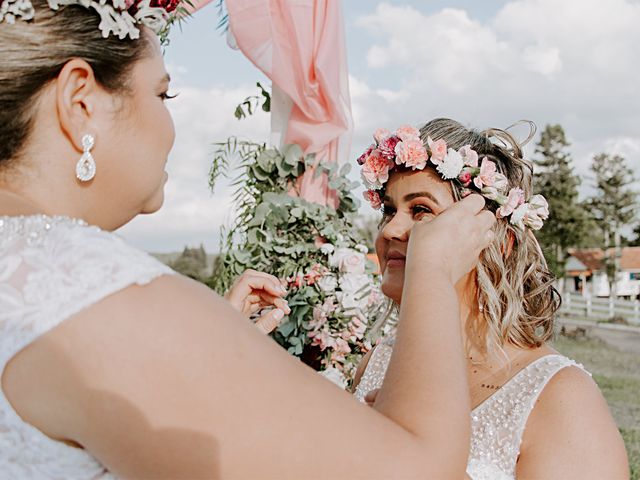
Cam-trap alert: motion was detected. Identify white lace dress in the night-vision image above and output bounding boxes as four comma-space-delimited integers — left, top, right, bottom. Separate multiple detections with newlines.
354, 339, 589, 480
0, 215, 174, 479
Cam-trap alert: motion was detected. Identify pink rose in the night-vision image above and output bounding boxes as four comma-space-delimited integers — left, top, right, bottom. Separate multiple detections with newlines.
459, 145, 479, 167
395, 139, 428, 170
473, 157, 497, 189
377, 135, 401, 160
361, 150, 393, 189
374, 128, 391, 144
458, 170, 472, 186
363, 189, 382, 209
357, 144, 374, 165
497, 187, 525, 218
427, 136, 448, 164
395, 124, 421, 142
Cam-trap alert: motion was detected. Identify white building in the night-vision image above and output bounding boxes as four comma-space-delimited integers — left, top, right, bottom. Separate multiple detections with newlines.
565, 247, 640, 299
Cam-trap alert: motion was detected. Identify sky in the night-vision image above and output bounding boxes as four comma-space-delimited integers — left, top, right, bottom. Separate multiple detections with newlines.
116, 0, 640, 253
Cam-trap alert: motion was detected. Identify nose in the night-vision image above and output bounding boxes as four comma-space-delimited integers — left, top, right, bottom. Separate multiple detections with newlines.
380, 212, 412, 243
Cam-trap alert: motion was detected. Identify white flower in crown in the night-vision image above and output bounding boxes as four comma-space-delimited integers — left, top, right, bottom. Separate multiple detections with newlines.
436, 148, 464, 179
509, 203, 529, 230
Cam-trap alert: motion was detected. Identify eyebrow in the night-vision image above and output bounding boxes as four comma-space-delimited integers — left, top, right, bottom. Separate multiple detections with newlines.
384, 191, 441, 206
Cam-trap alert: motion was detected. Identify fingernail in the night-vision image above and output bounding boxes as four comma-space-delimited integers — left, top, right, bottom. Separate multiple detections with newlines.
273, 309, 285, 320
279, 285, 287, 294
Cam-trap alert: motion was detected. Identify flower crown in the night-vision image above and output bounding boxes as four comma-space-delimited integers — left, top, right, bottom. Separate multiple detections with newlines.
357, 125, 549, 231
0, 0, 181, 40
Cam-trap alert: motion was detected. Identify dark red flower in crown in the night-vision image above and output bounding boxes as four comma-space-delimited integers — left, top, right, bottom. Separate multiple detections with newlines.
150, 0, 180, 12
377, 135, 401, 160
357, 144, 374, 165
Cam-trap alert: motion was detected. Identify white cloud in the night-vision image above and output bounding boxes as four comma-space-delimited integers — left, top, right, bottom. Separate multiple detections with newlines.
117, 80, 270, 253
351, 0, 640, 198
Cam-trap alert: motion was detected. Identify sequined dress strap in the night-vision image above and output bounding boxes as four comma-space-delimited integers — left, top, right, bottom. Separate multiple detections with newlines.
469, 354, 589, 476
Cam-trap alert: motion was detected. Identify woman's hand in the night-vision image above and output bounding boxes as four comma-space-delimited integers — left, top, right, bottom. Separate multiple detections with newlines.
406, 194, 495, 285
225, 269, 290, 334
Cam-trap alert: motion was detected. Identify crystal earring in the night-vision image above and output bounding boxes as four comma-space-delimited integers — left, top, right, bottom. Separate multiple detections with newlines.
76, 134, 96, 182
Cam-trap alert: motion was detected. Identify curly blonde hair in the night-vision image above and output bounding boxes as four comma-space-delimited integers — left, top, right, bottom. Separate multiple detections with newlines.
372, 118, 560, 355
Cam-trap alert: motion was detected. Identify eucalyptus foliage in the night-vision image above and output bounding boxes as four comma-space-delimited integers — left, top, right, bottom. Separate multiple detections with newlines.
209, 139, 379, 377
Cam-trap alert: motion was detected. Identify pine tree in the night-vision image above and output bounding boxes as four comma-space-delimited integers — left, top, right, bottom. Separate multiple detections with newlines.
586, 153, 638, 294
630, 223, 640, 247
533, 124, 594, 283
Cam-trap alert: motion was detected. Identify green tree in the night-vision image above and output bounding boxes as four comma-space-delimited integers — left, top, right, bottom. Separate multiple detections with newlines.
630, 223, 640, 247
586, 153, 638, 294
533, 124, 594, 282
170, 245, 210, 281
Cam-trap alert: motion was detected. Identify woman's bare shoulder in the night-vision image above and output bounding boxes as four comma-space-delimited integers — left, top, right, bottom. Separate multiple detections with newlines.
517, 363, 629, 479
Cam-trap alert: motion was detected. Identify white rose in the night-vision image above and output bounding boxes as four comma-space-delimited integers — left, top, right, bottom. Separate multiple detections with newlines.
319, 367, 348, 390
319, 243, 335, 255
316, 274, 338, 293
330, 248, 366, 274
339, 273, 370, 295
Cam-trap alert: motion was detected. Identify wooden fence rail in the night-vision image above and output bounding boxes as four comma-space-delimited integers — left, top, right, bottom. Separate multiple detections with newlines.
559, 293, 640, 325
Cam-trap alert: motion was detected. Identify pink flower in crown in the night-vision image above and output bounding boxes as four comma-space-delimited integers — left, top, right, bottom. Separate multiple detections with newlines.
363, 189, 382, 209
395, 124, 421, 142
361, 150, 393, 188
459, 145, 479, 168
377, 135, 401, 160
357, 144, 374, 165
473, 157, 497, 189
374, 128, 391, 144
395, 138, 428, 170
363, 189, 383, 209
427, 136, 448, 164
458, 170, 472, 187
123, 0, 136, 8
522, 194, 549, 230
497, 187, 525, 218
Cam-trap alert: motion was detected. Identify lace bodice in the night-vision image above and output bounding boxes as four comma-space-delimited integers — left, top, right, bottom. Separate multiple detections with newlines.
354, 341, 588, 480
0, 215, 174, 479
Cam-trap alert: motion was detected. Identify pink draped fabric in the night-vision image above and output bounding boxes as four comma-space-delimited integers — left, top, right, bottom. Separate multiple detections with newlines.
226, 0, 352, 207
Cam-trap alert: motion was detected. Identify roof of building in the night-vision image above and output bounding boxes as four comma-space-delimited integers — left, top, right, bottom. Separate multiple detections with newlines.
567, 246, 640, 272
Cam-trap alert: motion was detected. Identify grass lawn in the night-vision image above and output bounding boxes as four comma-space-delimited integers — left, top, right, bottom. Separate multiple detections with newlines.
552, 334, 640, 480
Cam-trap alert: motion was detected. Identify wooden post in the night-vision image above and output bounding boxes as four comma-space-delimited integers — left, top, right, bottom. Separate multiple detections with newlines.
587, 297, 592, 318
609, 296, 615, 318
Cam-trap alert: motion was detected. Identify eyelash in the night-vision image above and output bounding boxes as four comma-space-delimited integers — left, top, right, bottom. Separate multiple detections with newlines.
381, 204, 433, 220
160, 92, 179, 101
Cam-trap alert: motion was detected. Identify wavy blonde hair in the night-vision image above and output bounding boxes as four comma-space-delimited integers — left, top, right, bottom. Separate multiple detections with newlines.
371, 118, 560, 355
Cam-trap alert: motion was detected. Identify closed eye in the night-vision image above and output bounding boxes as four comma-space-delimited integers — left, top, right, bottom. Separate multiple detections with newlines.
160, 91, 179, 101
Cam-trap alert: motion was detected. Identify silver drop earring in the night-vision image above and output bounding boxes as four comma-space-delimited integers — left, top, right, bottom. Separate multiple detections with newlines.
76, 134, 96, 182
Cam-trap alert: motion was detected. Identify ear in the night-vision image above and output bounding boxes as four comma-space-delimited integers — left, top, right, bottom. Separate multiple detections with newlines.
55, 59, 101, 153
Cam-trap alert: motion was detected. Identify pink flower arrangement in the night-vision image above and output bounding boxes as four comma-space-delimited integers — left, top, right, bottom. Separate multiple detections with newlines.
356, 123, 549, 230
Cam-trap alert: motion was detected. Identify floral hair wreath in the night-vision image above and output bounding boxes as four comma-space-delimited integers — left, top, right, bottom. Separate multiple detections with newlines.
0, 0, 182, 40
357, 125, 549, 231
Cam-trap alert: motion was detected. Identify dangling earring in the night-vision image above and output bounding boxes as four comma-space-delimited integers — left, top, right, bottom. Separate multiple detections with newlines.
76, 134, 96, 182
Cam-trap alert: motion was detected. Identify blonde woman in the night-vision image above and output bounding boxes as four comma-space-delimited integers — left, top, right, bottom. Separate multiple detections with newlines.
353, 118, 629, 479
0, 1, 499, 477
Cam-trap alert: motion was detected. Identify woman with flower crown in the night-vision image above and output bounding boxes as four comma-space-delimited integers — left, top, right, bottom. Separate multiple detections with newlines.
0, 0, 501, 478
352, 118, 629, 479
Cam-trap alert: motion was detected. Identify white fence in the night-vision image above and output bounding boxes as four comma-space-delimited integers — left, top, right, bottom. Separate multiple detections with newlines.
560, 293, 640, 325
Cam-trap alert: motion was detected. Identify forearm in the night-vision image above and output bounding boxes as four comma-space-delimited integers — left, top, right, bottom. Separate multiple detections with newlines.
373, 267, 471, 469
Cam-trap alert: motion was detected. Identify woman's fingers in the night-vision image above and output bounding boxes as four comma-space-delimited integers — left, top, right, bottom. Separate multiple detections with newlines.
225, 270, 288, 312
254, 308, 286, 335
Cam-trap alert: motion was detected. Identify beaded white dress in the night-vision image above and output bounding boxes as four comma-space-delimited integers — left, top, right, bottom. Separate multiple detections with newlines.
0, 215, 174, 479
354, 339, 589, 480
